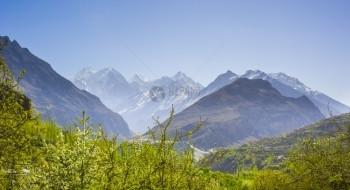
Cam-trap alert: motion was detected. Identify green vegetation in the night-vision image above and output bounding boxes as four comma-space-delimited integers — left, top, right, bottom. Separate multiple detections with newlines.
0, 44, 37, 189
212, 114, 350, 173
1, 44, 350, 189
285, 124, 350, 189
0, 49, 231, 189
209, 114, 350, 189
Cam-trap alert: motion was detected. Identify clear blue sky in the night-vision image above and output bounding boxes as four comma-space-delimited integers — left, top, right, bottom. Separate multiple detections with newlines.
1, 0, 350, 106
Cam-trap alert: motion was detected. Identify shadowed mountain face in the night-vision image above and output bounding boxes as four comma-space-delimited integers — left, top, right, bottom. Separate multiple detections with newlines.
165, 78, 324, 150
0, 36, 132, 139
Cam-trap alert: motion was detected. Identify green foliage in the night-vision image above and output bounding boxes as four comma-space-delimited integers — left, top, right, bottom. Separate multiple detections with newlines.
29, 112, 102, 189
87, 108, 224, 189
286, 121, 350, 189
211, 114, 350, 173
2, 41, 350, 189
246, 115, 350, 190
0, 55, 229, 189
250, 170, 292, 190
206, 169, 254, 190
0, 45, 37, 189
0, 104, 229, 189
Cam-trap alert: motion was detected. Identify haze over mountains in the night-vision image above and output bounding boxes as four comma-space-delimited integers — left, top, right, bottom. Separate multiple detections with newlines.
2, 36, 348, 148
73, 68, 203, 133
73, 67, 349, 134
0, 36, 133, 139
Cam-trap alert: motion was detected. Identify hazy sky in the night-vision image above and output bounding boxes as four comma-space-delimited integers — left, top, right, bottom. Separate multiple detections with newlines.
1, 0, 350, 106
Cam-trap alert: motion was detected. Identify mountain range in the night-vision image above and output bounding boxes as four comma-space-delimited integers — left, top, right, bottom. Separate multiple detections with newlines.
72, 68, 349, 134
0, 36, 133, 139
72, 69, 203, 133
3, 35, 348, 146
240, 70, 349, 116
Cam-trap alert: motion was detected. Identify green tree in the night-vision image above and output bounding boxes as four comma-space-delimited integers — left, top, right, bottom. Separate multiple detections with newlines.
94, 108, 223, 189
250, 170, 292, 190
0, 41, 36, 189
286, 121, 350, 189
31, 112, 102, 190
27, 108, 226, 189
0, 46, 236, 189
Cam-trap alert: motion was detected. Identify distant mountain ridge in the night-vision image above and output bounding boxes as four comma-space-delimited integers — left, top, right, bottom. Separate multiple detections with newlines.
119, 71, 203, 134
196, 69, 348, 116
73, 67, 137, 107
72, 67, 348, 134
0, 36, 133, 139
240, 70, 349, 116
161, 78, 325, 150
73, 69, 204, 134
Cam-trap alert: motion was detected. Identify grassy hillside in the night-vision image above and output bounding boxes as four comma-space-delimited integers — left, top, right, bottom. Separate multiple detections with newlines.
211, 113, 350, 173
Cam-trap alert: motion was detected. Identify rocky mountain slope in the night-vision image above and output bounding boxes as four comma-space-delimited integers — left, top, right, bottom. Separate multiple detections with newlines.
0, 36, 133, 139
162, 78, 324, 150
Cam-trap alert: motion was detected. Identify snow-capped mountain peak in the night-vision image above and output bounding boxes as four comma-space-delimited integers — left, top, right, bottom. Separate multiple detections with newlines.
130, 74, 148, 83
171, 71, 203, 89
241, 70, 268, 80
74, 67, 96, 80
223, 70, 238, 79
99, 67, 118, 75
200, 70, 239, 96
72, 67, 136, 107
95, 68, 128, 83
172, 71, 187, 80
129, 74, 150, 91
71, 66, 349, 134
268, 72, 313, 94
239, 70, 348, 116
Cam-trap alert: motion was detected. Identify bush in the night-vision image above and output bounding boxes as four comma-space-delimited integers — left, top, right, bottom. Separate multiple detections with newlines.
250, 170, 292, 190
285, 119, 350, 189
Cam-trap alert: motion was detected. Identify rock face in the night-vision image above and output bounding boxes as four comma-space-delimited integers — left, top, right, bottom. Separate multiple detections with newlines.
0, 36, 133, 139
164, 78, 325, 150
